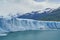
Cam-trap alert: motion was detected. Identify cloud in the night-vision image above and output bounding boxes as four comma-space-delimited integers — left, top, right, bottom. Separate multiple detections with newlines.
48, 0, 60, 3
34, 0, 45, 2
0, 0, 60, 17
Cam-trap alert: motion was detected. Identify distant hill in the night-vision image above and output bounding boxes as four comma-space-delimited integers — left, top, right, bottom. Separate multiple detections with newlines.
17, 7, 60, 21
40, 7, 60, 21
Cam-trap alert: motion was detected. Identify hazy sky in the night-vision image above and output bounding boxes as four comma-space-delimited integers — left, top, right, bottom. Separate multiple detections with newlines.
35, 0, 60, 3
34, 0, 45, 2
0, 0, 60, 16
48, 0, 60, 3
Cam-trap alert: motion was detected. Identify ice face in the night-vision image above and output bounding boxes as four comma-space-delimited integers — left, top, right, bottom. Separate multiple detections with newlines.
0, 17, 59, 32
0, 17, 60, 36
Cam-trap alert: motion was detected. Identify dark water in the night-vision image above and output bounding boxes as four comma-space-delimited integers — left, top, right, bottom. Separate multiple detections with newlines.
0, 30, 60, 40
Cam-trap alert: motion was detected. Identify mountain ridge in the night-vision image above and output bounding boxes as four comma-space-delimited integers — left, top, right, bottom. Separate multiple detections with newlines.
16, 7, 60, 21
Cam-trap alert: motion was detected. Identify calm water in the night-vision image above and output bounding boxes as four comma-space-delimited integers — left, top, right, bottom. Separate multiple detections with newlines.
0, 30, 60, 40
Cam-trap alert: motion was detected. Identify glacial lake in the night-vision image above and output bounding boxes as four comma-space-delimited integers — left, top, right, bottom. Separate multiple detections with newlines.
0, 30, 60, 40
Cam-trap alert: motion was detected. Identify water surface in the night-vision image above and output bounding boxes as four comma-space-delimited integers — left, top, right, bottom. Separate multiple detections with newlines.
0, 30, 60, 40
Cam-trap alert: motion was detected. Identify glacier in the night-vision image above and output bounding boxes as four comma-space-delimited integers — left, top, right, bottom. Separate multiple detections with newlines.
0, 17, 60, 36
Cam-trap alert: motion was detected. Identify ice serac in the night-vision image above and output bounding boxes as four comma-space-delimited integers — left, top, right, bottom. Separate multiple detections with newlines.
0, 17, 60, 36
0, 17, 60, 32
12, 18, 60, 30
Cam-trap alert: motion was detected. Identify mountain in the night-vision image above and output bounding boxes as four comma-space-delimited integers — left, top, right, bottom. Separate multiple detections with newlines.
15, 7, 60, 21
16, 8, 57, 20
40, 7, 60, 21
17, 8, 54, 20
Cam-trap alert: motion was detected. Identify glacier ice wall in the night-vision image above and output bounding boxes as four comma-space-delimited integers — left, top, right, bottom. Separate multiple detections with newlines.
0, 17, 60, 36
0, 17, 60, 32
